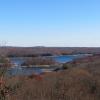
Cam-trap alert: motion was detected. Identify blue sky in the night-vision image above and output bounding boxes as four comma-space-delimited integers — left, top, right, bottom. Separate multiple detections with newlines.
0, 0, 100, 47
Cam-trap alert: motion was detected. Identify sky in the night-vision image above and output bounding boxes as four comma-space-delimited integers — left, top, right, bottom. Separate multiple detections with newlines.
0, 0, 100, 47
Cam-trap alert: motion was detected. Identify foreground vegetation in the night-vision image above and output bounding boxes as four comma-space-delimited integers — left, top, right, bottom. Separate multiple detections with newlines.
0, 55, 99, 100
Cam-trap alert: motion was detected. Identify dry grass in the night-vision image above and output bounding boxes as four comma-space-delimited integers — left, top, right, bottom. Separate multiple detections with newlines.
2, 55, 100, 100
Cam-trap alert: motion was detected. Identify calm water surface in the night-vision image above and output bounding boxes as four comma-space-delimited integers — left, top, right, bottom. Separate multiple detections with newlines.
7, 54, 89, 76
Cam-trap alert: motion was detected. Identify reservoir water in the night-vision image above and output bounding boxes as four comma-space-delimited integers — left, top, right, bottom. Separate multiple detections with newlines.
7, 54, 90, 76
